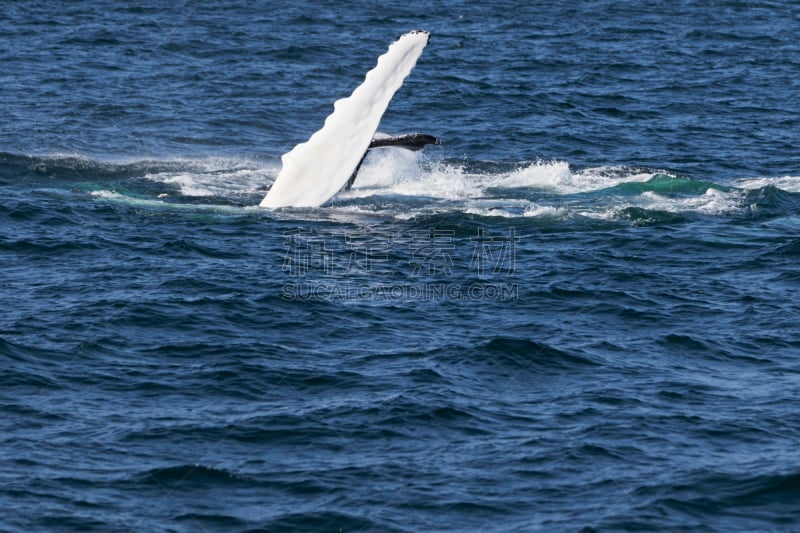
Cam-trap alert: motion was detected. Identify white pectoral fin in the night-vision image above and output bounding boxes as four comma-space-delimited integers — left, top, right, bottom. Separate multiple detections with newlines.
260, 30, 430, 208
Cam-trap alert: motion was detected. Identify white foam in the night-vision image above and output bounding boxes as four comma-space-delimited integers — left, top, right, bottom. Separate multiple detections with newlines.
91, 189, 170, 208
329, 156, 744, 220
459, 198, 567, 219
734, 176, 800, 193
142, 157, 277, 197
90, 153, 752, 222
495, 160, 572, 190
91, 187, 252, 215
392, 160, 481, 200
344, 157, 663, 204
340, 149, 422, 194
572, 166, 659, 193
338, 150, 482, 201
156, 173, 215, 196
495, 162, 656, 194
636, 188, 741, 214
523, 204, 569, 218
91, 189, 123, 199
463, 198, 525, 218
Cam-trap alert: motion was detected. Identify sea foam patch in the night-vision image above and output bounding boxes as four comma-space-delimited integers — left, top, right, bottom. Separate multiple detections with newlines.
141, 157, 276, 198
735, 176, 800, 193
636, 188, 741, 214
86, 151, 753, 223
494, 162, 656, 194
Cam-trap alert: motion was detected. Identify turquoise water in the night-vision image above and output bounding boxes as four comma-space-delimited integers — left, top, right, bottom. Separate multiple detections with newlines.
2, 2, 800, 531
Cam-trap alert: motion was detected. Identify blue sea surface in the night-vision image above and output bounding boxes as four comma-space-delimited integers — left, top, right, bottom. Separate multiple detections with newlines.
2, 1, 800, 531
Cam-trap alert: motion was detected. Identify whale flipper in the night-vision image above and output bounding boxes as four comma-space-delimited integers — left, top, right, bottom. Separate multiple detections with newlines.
261, 31, 431, 208
369, 133, 440, 151
343, 133, 440, 192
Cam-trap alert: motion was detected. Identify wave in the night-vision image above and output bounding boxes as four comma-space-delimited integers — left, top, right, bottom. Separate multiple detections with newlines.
264, 511, 385, 533
139, 464, 251, 489
621, 470, 800, 530
768, 239, 800, 257
4, 150, 799, 223
471, 337, 600, 372
736, 175, 800, 193
182, 509, 392, 533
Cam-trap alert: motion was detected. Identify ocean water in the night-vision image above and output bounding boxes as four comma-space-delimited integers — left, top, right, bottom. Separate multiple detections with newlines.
2, 1, 800, 531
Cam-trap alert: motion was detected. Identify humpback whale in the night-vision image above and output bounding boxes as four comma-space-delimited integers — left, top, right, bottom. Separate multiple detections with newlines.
261, 30, 436, 208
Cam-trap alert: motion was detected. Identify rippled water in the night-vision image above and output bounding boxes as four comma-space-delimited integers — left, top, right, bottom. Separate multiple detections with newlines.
2, 1, 800, 531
